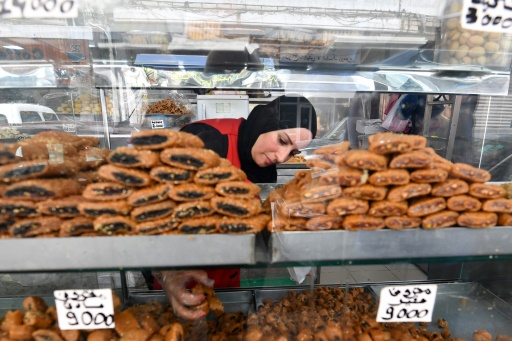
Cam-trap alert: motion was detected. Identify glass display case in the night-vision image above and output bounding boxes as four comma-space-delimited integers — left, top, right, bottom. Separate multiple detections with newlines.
1, 0, 512, 340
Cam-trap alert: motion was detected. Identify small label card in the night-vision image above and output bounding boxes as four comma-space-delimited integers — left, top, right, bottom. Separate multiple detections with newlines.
377, 284, 437, 322
151, 119, 165, 129
54, 289, 115, 330
461, 0, 512, 33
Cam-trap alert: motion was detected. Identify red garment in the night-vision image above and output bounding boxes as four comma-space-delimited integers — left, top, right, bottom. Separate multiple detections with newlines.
152, 118, 244, 290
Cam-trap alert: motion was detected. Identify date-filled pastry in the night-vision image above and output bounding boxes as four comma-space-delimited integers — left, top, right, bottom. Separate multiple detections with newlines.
169, 183, 216, 202
131, 200, 176, 222
387, 183, 432, 202
0, 199, 38, 217
326, 198, 369, 216
368, 169, 410, 187
469, 183, 506, 199
312, 141, 350, 161
342, 150, 388, 171
93, 216, 135, 235
0, 160, 78, 183
368, 200, 408, 217
98, 164, 153, 187
3, 179, 82, 201
127, 184, 170, 206
135, 217, 178, 235
0, 217, 14, 234
194, 166, 246, 185
389, 151, 432, 169
498, 213, 512, 226
481, 198, 512, 213
217, 214, 270, 234
342, 215, 385, 231
175, 131, 205, 148
368, 132, 427, 154
9, 217, 62, 238
343, 184, 388, 201
385, 216, 421, 230
178, 216, 220, 234
129, 129, 179, 150
173, 201, 214, 220
446, 195, 482, 212
78, 200, 131, 217
279, 201, 326, 218
107, 147, 160, 169
82, 182, 133, 201
0, 143, 19, 165
305, 216, 343, 231
410, 168, 448, 183
60, 217, 96, 237
150, 166, 194, 184
431, 179, 469, 197
457, 212, 497, 228
337, 166, 365, 187
450, 163, 491, 183
301, 185, 342, 203
211, 196, 261, 218
421, 210, 459, 229
160, 148, 220, 170
38, 195, 83, 218
407, 197, 446, 217
215, 181, 260, 199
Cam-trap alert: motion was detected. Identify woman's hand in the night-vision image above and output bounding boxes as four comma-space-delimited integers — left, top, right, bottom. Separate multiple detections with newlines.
154, 270, 214, 320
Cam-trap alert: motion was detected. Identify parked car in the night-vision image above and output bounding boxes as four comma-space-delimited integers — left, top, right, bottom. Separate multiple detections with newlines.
0, 103, 62, 137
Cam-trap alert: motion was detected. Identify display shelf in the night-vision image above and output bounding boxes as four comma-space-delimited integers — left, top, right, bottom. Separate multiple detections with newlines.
0, 234, 256, 272
270, 227, 512, 264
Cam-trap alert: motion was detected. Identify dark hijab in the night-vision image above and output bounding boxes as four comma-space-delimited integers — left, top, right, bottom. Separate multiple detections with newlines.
238, 95, 317, 183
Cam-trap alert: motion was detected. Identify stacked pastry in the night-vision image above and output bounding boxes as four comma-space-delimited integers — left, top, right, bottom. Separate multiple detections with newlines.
268, 132, 512, 231
72, 129, 269, 236
0, 132, 108, 238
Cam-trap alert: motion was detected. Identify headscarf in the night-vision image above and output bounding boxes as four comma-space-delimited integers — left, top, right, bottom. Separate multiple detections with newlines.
238, 95, 317, 183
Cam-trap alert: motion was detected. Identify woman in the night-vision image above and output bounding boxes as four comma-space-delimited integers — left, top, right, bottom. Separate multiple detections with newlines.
153, 95, 317, 320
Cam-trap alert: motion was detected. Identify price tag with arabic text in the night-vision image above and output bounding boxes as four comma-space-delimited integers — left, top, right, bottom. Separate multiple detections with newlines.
377, 284, 437, 322
461, 0, 512, 33
54, 289, 115, 330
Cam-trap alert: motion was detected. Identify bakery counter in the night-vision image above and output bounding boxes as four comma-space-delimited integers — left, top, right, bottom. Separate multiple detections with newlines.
0, 234, 258, 272
270, 226, 512, 265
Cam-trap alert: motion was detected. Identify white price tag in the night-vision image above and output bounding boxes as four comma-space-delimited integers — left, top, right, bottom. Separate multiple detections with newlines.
461, 0, 512, 33
62, 124, 76, 133
54, 289, 115, 330
377, 284, 437, 323
0, 0, 78, 19
150, 119, 165, 129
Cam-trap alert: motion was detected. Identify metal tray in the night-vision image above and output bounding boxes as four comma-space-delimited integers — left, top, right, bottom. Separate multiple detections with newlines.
271, 227, 512, 264
0, 234, 257, 272
128, 290, 255, 314
372, 282, 512, 339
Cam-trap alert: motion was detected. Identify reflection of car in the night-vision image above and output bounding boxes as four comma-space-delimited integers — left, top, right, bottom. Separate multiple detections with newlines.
0, 103, 62, 135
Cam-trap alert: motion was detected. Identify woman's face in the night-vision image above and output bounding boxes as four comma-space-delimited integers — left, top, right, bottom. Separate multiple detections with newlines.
251, 128, 312, 167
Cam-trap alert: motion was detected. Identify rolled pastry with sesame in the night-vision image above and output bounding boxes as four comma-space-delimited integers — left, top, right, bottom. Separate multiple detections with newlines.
0, 199, 38, 217
368, 200, 408, 217
150, 166, 194, 184
98, 164, 153, 187
368, 132, 427, 154
450, 163, 491, 183
457, 212, 497, 228
78, 200, 131, 217
389, 151, 432, 169
127, 184, 170, 206
326, 198, 369, 216
211, 196, 261, 218
215, 181, 260, 199
305, 216, 343, 231
173, 201, 214, 220
9, 217, 62, 238
312, 141, 350, 161
410, 168, 448, 183
135, 217, 178, 235
469, 183, 506, 199
0, 160, 78, 183
217, 214, 270, 234
18, 142, 78, 161
107, 147, 160, 168
3, 179, 82, 201
131, 200, 176, 222
160, 148, 220, 170
481, 198, 512, 213
174, 131, 205, 148
431, 179, 469, 197
82, 182, 133, 201
38, 195, 83, 218
0, 143, 19, 165
194, 166, 246, 185
337, 166, 365, 187
93, 216, 135, 235
342, 150, 388, 171
130, 129, 180, 150
279, 201, 326, 218
178, 215, 220, 234
169, 183, 216, 202
301, 185, 342, 203
59, 217, 96, 237
385, 216, 421, 230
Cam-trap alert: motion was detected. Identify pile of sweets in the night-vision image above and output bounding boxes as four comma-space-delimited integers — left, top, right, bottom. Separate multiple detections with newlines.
265, 132, 512, 232
0, 130, 269, 238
